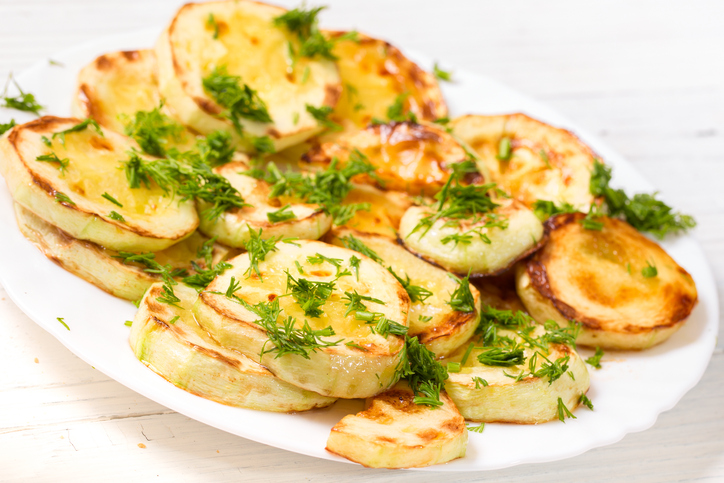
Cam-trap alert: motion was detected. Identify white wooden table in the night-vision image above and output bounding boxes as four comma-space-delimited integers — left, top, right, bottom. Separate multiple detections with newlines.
1, 1, 722, 481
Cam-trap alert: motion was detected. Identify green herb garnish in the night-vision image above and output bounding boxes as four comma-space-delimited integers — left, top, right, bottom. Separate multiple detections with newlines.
433, 62, 452, 81
123, 103, 184, 157
101, 192, 123, 207
641, 260, 658, 278
57, 317, 70, 331
267, 204, 297, 223
467, 423, 485, 433
54, 191, 75, 206
585, 347, 604, 369
52, 118, 103, 146
0, 118, 16, 135
305, 104, 341, 131
206, 13, 219, 39
1, 74, 43, 115
590, 159, 695, 238
202, 66, 272, 133
447, 272, 475, 313
36, 152, 69, 176
108, 211, 125, 222
557, 397, 576, 422
496, 136, 512, 161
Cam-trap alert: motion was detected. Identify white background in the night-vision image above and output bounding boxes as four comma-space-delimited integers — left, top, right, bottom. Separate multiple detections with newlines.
0, 0, 722, 481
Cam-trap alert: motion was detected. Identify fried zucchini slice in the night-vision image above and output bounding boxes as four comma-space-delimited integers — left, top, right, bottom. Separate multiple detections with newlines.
71, 49, 198, 151
14, 203, 232, 301
194, 239, 410, 399
444, 321, 590, 424
451, 114, 597, 209
0, 117, 199, 252
303, 121, 484, 196
131, 283, 336, 411
339, 184, 412, 237
328, 228, 480, 357
155, 0, 341, 152
197, 160, 332, 247
398, 198, 545, 276
72, 50, 159, 133
516, 213, 698, 350
324, 32, 447, 135
326, 381, 467, 468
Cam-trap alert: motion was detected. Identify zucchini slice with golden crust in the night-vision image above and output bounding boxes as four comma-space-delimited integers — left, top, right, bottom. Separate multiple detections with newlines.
451, 114, 598, 210
155, 0, 341, 152
326, 381, 467, 468
327, 228, 480, 357
131, 283, 336, 411
322, 31, 447, 136
0, 117, 199, 252
15, 203, 233, 301
197, 160, 333, 247
516, 212, 698, 350
194, 239, 410, 399
303, 121, 485, 196
444, 322, 590, 424
72, 49, 198, 151
398, 198, 545, 277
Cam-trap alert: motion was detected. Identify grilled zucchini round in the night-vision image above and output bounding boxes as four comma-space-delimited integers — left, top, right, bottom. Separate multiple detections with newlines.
338, 184, 412, 238
194, 239, 410, 399
15, 203, 233, 301
0, 117, 199, 252
326, 381, 467, 468
155, 0, 342, 152
303, 121, 485, 196
197, 160, 332, 247
398, 198, 545, 276
444, 324, 590, 424
130, 283, 336, 411
516, 213, 698, 350
451, 113, 598, 210
327, 228, 480, 357
321, 31, 447, 136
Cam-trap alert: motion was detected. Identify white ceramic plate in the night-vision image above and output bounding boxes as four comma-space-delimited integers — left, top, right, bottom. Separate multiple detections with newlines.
0, 29, 718, 471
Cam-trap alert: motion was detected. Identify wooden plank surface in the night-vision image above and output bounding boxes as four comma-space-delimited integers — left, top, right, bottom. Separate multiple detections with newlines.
0, 0, 722, 481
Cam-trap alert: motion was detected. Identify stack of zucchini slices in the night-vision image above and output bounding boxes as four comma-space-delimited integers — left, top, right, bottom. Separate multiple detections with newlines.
0, 0, 698, 470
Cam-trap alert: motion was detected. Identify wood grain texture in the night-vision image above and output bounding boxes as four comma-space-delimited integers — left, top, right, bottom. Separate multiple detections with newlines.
0, 0, 722, 481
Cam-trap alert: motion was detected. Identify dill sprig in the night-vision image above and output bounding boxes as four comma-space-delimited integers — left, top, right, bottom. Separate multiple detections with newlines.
532, 199, 577, 221
242, 227, 297, 280
1, 74, 43, 115
306, 104, 341, 131
252, 152, 377, 224
36, 152, 69, 176
202, 66, 272, 133
123, 103, 184, 157
447, 272, 475, 312
590, 159, 696, 238
285, 271, 336, 318
388, 267, 433, 304
230, 295, 341, 360
585, 347, 604, 369
52, 118, 103, 146
113, 251, 187, 308
396, 336, 449, 408
273, 6, 358, 60
0, 119, 16, 135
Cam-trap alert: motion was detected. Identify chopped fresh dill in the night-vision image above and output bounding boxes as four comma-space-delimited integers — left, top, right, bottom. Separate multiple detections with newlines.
52, 118, 103, 146
590, 159, 695, 238
57, 317, 70, 331
467, 423, 485, 433
36, 152, 69, 176
54, 191, 75, 206
101, 192, 123, 207
108, 211, 125, 222
123, 103, 184, 157
388, 267, 433, 304
267, 204, 297, 223
202, 66, 272, 133
557, 397, 577, 422
0, 118, 16, 135
580, 394, 594, 410
585, 346, 604, 369
286, 271, 336, 318
1, 74, 43, 115
447, 272, 475, 312
531, 199, 577, 221
641, 260, 658, 278
206, 13, 219, 39
305, 104, 341, 131
433, 62, 453, 81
